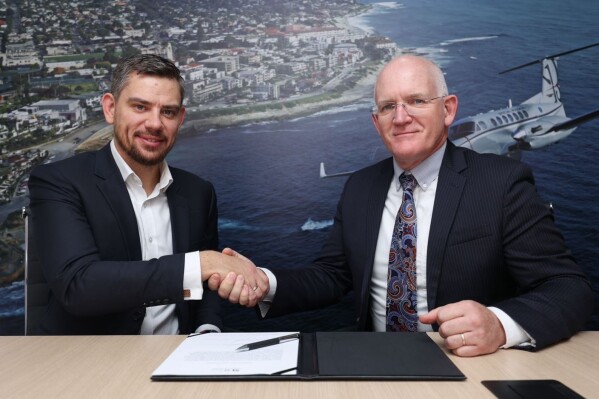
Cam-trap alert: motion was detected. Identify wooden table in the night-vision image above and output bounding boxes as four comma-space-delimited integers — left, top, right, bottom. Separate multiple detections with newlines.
1, 332, 597, 398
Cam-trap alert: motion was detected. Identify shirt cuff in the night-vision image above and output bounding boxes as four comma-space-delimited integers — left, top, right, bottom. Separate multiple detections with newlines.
489, 306, 536, 349
194, 324, 221, 334
183, 251, 203, 300
257, 267, 277, 317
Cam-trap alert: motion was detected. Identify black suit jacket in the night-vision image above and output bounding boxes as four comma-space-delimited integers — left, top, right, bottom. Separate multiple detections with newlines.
28, 144, 222, 335
268, 142, 593, 349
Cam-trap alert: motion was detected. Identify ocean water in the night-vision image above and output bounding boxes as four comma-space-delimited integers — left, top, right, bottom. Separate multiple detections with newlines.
1, 0, 598, 333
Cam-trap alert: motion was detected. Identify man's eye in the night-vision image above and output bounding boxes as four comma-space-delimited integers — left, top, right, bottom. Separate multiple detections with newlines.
162, 110, 176, 117
411, 99, 426, 106
381, 103, 395, 112
134, 104, 146, 111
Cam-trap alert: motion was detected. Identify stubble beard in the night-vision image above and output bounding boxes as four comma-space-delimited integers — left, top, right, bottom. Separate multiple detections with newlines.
114, 126, 172, 167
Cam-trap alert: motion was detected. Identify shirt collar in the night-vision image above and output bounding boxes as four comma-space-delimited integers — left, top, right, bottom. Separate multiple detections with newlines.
110, 140, 173, 193
392, 141, 446, 192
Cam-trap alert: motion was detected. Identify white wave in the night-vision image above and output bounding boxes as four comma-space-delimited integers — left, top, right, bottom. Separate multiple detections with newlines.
376, 2, 405, 10
301, 218, 334, 231
400, 46, 453, 67
229, 101, 372, 132
347, 15, 377, 34
239, 119, 278, 131
304, 100, 373, 119
440, 36, 499, 46
219, 218, 263, 231
347, 2, 405, 34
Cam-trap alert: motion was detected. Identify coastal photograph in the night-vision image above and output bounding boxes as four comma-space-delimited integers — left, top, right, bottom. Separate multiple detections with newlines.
0, 0, 598, 334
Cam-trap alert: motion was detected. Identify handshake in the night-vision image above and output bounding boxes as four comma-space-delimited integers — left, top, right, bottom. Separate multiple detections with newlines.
200, 248, 269, 307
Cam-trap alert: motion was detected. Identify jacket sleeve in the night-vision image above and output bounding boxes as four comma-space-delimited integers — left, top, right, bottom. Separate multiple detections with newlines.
28, 162, 186, 317
491, 162, 593, 349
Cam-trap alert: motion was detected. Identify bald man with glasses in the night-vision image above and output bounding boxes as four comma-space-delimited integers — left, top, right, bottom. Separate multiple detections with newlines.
215, 55, 593, 357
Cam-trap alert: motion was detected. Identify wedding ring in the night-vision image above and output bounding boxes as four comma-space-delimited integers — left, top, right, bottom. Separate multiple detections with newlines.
460, 333, 466, 346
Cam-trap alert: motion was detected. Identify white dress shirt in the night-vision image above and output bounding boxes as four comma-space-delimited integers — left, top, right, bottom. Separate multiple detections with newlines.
110, 141, 207, 335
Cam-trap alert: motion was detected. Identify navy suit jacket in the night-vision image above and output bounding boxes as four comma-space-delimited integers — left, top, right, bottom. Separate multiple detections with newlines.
268, 142, 593, 350
28, 144, 222, 335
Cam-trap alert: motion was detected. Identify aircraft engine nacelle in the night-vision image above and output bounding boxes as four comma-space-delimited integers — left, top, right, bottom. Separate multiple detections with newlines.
512, 117, 573, 149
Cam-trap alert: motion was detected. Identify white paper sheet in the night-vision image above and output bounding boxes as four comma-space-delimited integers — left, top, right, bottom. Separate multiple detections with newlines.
152, 332, 300, 377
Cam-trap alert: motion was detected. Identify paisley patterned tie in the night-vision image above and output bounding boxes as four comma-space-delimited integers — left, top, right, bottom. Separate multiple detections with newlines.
386, 173, 418, 332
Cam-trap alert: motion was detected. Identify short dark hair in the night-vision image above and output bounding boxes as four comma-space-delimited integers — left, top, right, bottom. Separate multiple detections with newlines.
110, 54, 185, 104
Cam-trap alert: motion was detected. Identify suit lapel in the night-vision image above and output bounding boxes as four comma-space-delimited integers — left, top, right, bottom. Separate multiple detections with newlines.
94, 145, 142, 260
426, 143, 467, 310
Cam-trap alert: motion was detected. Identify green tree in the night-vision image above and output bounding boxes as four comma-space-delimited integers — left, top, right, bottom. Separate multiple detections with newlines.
121, 45, 140, 59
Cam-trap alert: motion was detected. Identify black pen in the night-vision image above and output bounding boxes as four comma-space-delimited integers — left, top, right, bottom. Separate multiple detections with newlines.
235, 333, 300, 352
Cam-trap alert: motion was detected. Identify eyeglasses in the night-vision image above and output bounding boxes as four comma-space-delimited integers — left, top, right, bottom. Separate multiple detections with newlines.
372, 96, 445, 117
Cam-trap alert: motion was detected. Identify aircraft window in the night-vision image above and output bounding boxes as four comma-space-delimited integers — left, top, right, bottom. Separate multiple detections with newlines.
507, 114, 514, 122
479, 121, 487, 129
523, 110, 529, 117
513, 113, 520, 121
496, 117, 502, 125
490, 119, 497, 127
517, 111, 524, 119
502, 115, 508, 123
538, 107, 543, 113
448, 121, 475, 139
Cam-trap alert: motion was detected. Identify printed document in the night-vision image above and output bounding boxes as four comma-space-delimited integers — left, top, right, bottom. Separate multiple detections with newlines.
152, 332, 299, 377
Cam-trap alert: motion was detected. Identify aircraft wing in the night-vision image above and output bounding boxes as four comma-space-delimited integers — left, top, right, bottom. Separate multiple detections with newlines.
548, 108, 599, 133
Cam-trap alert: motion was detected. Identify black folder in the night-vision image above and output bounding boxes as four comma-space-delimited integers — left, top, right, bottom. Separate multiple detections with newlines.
151, 332, 465, 381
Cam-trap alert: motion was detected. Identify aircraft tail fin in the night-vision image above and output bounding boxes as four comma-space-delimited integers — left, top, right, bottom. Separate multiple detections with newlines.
499, 42, 599, 105
541, 58, 560, 104
319, 162, 327, 178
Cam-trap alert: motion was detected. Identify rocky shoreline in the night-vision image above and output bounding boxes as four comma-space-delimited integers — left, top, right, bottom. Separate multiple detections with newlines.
186, 63, 382, 131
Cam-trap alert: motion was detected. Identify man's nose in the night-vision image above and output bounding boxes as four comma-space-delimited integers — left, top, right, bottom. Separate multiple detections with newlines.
392, 103, 412, 124
145, 110, 162, 131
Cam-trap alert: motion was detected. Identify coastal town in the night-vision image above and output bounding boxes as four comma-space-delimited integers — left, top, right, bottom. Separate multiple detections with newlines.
0, 0, 399, 203
0, 0, 399, 313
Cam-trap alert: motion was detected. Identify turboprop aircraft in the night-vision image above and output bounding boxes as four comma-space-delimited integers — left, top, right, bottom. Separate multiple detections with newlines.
320, 42, 599, 177
448, 42, 599, 157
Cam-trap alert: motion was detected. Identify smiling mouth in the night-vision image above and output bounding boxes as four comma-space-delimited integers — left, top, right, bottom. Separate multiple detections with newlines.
393, 130, 417, 136
136, 133, 164, 145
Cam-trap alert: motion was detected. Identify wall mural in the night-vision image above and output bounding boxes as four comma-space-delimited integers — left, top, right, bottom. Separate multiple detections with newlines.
1, 0, 598, 334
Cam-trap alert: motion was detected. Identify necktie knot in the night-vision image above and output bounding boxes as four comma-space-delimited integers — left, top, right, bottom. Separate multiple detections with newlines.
399, 173, 417, 192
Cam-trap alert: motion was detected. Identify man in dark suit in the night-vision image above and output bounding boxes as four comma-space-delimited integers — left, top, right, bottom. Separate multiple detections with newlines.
216, 55, 593, 356
28, 54, 266, 335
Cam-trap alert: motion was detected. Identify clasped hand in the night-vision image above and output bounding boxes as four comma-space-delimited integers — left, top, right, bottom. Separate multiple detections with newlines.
204, 248, 269, 307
